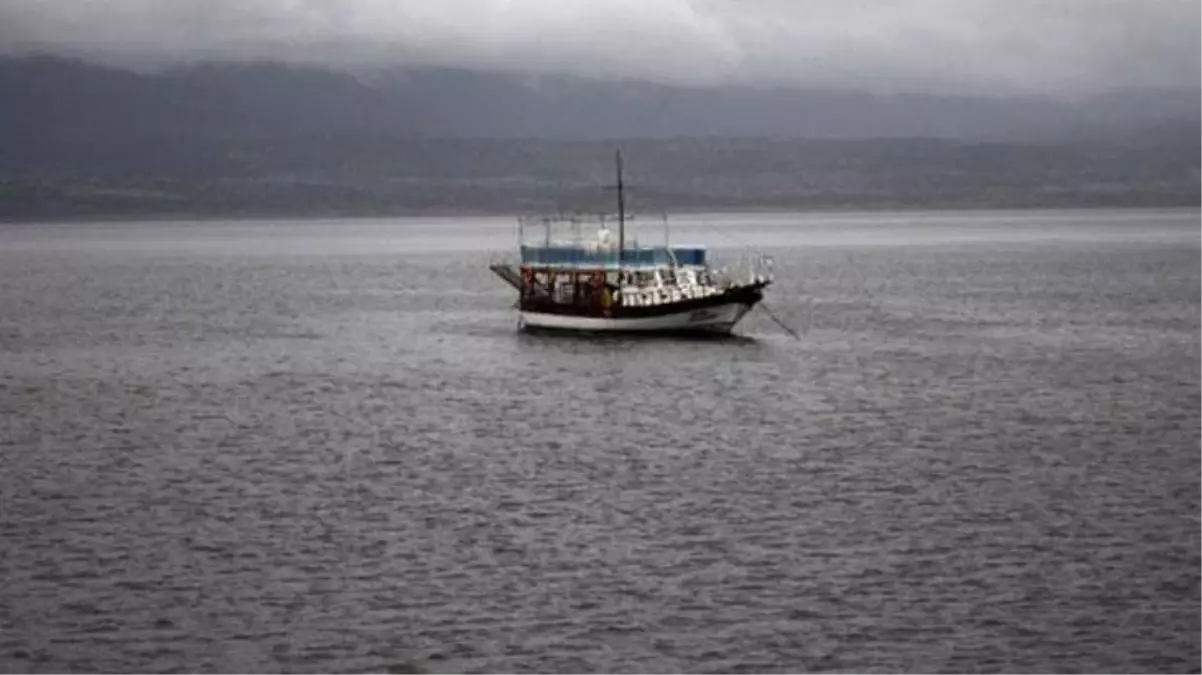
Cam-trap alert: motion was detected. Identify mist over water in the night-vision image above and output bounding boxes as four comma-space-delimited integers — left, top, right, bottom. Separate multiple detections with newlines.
0, 209, 1198, 673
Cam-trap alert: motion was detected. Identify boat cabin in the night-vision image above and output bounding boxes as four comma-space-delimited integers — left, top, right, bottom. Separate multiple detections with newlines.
516, 213, 726, 316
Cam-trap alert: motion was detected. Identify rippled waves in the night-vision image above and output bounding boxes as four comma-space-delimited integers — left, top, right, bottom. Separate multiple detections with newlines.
0, 211, 1198, 673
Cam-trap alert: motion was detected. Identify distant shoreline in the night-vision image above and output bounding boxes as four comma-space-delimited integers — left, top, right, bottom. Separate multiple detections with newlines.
2, 201, 1198, 226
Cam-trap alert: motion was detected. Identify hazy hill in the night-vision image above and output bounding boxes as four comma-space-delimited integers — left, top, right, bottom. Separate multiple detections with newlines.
2, 55, 1198, 144
0, 56, 1197, 218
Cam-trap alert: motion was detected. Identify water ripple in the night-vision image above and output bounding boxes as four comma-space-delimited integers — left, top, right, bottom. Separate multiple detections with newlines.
0, 211, 1198, 673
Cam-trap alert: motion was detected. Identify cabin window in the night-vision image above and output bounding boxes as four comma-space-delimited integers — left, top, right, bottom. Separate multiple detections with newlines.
526, 269, 551, 298
554, 273, 574, 304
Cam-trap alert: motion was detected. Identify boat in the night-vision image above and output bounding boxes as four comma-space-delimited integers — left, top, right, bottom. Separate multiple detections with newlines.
488, 150, 773, 335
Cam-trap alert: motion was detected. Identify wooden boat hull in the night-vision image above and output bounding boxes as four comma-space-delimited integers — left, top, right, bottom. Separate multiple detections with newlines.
518, 283, 765, 334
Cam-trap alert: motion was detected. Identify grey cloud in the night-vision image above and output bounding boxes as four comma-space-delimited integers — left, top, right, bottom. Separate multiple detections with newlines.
0, 0, 1196, 95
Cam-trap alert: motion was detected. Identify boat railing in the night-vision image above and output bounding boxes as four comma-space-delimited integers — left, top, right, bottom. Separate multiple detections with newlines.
518, 211, 634, 248
712, 248, 774, 288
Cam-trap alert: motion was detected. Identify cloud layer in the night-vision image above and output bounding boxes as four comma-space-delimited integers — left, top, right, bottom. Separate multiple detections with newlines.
0, 0, 1197, 95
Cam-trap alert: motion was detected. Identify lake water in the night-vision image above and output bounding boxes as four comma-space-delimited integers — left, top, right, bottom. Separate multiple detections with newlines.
0, 208, 1199, 673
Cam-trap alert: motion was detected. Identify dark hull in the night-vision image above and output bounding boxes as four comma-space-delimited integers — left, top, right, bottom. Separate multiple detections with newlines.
516, 281, 768, 335
519, 281, 768, 319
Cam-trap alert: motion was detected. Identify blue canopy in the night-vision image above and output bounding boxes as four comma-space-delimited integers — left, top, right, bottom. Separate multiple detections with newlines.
520, 245, 706, 268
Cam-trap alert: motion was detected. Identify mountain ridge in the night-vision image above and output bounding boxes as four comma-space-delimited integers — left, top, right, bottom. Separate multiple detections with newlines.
3, 55, 1198, 143
1, 56, 1197, 219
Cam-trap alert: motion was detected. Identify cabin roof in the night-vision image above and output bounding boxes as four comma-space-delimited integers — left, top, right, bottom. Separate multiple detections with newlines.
520, 243, 707, 268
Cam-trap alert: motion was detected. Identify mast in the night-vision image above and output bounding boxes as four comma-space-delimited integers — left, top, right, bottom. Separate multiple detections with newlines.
604, 149, 628, 268
616, 149, 625, 268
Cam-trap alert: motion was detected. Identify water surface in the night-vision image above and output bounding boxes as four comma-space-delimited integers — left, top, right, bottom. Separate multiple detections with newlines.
1, 208, 1199, 673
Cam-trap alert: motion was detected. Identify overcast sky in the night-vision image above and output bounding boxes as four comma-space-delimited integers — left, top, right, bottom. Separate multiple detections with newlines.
0, 0, 1197, 96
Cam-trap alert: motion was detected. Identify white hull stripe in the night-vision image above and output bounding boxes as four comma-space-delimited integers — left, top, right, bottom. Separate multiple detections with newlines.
520, 301, 753, 332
